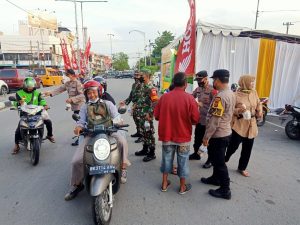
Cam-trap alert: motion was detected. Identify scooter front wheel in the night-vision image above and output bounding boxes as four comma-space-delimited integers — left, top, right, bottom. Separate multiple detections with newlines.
92, 188, 112, 225
30, 138, 40, 166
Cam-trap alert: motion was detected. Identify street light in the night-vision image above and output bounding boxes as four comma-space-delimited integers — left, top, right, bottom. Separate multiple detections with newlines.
129, 29, 146, 66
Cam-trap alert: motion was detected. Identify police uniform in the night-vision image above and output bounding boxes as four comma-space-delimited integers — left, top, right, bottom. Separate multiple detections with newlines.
201, 69, 236, 200
50, 79, 85, 113
190, 70, 216, 166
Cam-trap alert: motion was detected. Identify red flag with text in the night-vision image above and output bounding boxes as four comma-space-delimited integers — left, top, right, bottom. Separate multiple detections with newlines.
174, 0, 196, 76
60, 39, 71, 70
84, 37, 91, 63
70, 44, 78, 70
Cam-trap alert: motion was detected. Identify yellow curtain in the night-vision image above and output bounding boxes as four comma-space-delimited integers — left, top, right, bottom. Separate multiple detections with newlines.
256, 39, 276, 97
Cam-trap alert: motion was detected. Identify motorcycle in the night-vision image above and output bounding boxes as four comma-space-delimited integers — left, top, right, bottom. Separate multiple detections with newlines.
72, 113, 129, 225
257, 97, 270, 127
9, 96, 44, 165
279, 104, 300, 140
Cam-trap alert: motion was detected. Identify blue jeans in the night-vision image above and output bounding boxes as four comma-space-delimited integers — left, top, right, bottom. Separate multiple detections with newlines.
161, 145, 190, 178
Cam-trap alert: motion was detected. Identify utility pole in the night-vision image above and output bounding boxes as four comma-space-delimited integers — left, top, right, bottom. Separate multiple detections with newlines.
148, 40, 154, 66
37, 41, 41, 67
254, 0, 260, 29
30, 40, 34, 66
129, 29, 146, 66
137, 52, 142, 71
73, 0, 81, 73
283, 22, 294, 34
107, 33, 114, 70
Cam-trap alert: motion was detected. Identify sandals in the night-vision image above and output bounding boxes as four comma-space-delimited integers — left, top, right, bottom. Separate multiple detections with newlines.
161, 180, 171, 192
179, 184, 192, 195
46, 136, 56, 143
238, 170, 250, 177
11, 145, 20, 155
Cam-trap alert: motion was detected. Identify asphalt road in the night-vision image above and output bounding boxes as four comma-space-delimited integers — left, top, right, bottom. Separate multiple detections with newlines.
0, 79, 299, 225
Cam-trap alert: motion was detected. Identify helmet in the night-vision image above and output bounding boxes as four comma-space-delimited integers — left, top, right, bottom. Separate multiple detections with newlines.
93, 76, 107, 92
231, 83, 239, 92
23, 77, 37, 90
83, 80, 103, 101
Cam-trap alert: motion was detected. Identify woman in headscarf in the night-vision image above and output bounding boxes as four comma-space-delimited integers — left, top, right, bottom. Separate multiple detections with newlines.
225, 75, 262, 177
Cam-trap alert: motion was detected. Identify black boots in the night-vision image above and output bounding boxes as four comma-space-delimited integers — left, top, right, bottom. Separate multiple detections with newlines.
189, 152, 201, 160
209, 188, 231, 200
131, 132, 142, 138
135, 145, 149, 156
143, 146, 156, 162
134, 137, 143, 143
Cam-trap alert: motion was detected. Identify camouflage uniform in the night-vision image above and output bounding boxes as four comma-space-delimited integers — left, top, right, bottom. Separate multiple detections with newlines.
125, 81, 143, 134
138, 82, 158, 148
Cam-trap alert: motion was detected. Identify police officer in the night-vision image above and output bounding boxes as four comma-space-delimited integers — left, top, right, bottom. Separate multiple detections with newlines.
201, 69, 236, 200
44, 69, 85, 146
135, 69, 159, 162
189, 70, 216, 169
120, 71, 143, 139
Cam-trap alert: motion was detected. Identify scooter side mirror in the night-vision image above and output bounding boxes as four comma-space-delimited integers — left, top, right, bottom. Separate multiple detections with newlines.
9, 96, 17, 101
118, 105, 127, 114
72, 113, 81, 121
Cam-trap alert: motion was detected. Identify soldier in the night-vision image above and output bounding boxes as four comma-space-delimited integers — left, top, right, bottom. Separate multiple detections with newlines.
44, 69, 85, 146
189, 70, 217, 170
201, 69, 236, 200
135, 69, 159, 162
120, 72, 143, 140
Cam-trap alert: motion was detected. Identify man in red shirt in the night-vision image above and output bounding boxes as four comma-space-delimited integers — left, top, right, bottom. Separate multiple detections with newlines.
154, 72, 199, 194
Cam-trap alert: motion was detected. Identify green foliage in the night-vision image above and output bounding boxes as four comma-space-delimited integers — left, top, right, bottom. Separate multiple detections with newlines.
151, 31, 175, 63
112, 52, 130, 71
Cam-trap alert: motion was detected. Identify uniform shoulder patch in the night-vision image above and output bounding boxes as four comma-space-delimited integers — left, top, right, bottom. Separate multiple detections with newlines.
209, 97, 224, 117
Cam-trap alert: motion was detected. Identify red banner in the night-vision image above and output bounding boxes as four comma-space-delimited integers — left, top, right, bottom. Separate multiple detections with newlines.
60, 39, 71, 70
174, 0, 196, 76
70, 44, 79, 70
84, 37, 91, 63
80, 51, 86, 74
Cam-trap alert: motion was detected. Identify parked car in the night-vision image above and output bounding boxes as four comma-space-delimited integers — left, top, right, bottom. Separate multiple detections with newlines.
0, 80, 9, 95
115, 71, 134, 79
33, 68, 63, 86
0, 69, 41, 90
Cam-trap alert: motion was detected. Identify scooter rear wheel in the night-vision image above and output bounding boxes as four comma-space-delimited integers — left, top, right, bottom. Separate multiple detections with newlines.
285, 120, 300, 140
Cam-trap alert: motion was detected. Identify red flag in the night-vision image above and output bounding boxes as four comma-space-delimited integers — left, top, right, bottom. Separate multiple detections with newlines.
174, 0, 196, 76
80, 51, 86, 74
60, 39, 71, 70
70, 44, 79, 70
84, 37, 91, 62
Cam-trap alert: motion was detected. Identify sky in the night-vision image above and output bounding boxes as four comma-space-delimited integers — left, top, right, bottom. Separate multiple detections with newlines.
1, 0, 300, 66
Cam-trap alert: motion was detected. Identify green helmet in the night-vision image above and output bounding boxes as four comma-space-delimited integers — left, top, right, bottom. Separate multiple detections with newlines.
23, 77, 37, 89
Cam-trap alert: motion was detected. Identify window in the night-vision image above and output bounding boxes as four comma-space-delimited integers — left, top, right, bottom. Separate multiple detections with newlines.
18, 69, 29, 78
0, 69, 17, 78
33, 69, 46, 76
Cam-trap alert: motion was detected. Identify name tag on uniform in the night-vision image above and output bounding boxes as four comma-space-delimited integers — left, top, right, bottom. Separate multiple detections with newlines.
209, 97, 224, 117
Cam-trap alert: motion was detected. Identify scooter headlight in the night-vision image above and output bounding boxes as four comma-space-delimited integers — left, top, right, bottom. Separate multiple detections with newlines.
93, 138, 110, 161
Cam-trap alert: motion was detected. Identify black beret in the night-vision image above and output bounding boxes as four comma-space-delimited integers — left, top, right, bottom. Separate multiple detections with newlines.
66, 69, 76, 75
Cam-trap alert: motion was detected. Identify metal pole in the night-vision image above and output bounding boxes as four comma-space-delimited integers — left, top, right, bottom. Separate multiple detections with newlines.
143, 34, 146, 66
107, 33, 114, 70
37, 41, 40, 67
254, 0, 260, 29
283, 22, 294, 34
74, 0, 81, 73
80, 2, 86, 49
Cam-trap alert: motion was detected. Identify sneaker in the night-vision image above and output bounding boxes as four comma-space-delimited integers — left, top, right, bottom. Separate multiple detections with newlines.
121, 169, 127, 184
208, 188, 231, 200
202, 162, 212, 169
64, 184, 84, 201
189, 152, 201, 160
71, 138, 79, 146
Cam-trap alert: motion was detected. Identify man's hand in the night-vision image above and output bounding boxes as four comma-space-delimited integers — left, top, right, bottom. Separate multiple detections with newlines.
74, 126, 83, 136
119, 101, 125, 106
66, 98, 72, 104
202, 138, 209, 147
197, 101, 204, 108
44, 105, 49, 110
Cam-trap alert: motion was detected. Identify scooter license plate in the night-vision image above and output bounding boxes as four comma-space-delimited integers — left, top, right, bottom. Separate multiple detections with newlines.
89, 165, 116, 175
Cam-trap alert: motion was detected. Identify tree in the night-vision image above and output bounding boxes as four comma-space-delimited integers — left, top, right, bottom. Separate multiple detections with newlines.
112, 52, 130, 71
151, 31, 175, 63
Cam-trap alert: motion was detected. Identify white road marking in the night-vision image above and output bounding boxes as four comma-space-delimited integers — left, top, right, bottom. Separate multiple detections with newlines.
266, 121, 285, 129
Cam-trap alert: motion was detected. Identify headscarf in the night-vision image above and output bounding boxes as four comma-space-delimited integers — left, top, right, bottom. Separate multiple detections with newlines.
238, 75, 256, 93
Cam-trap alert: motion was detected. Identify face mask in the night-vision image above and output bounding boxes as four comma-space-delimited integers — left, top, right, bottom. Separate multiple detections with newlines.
88, 98, 99, 104
139, 77, 144, 82
198, 82, 205, 87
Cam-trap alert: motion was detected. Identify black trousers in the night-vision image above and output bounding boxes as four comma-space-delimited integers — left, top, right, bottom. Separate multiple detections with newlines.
208, 136, 231, 191
193, 123, 212, 163
225, 130, 254, 171
73, 110, 80, 115
15, 120, 53, 144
